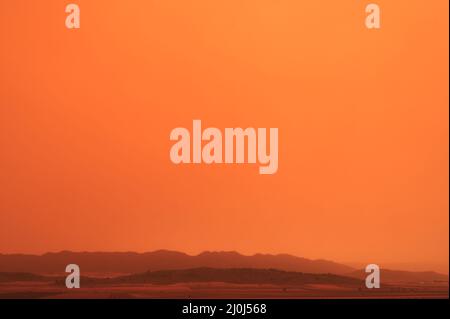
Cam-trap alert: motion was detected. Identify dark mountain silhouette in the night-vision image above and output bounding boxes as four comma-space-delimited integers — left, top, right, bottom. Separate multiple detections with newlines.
93, 268, 363, 286
1, 267, 445, 286
0, 250, 354, 275
347, 269, 449, 283
0, 268, 363, 287
0, 251, 447, 284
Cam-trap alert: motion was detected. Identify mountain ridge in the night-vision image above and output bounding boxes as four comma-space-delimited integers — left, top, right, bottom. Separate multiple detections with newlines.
0, 250, 447, 283
0, 250, 353, 274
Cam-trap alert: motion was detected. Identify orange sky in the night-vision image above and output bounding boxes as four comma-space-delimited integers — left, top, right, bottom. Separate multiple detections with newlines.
0, 0, 448, 274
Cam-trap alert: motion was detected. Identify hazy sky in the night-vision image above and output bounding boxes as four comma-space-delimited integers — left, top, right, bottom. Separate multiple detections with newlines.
1, 0, 448, 274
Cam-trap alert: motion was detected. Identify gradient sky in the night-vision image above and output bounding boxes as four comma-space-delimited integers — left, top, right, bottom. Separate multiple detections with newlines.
0, 0, 448, 273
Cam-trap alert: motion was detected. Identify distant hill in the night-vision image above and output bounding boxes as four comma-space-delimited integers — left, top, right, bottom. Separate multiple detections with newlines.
0, 267, 447, 287
347, 269, 449, 283
99, 267, 363, 286
0, 268, 363, 287
0, 250, 354, 275
0, 251, 447, 284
